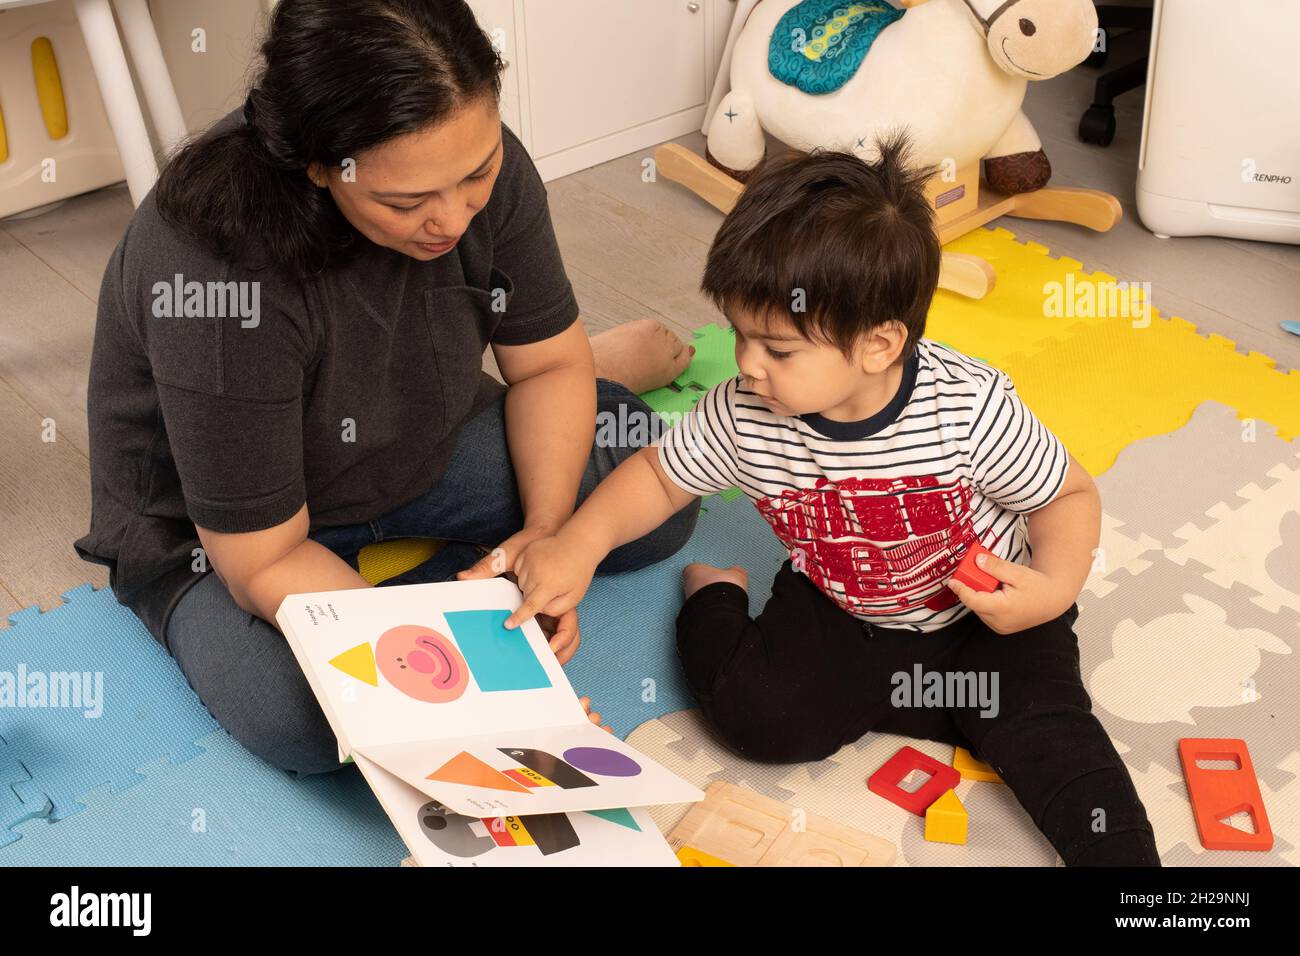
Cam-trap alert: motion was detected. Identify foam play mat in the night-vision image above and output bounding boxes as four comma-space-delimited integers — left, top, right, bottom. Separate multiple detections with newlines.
3, 226, 1298, 864
0, 584, 407, 864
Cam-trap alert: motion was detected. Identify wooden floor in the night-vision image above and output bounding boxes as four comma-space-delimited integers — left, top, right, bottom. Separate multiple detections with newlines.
2, 58, 1297, 621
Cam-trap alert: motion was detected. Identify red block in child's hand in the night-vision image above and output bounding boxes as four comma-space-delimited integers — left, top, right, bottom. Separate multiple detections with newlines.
952, 543, 1000, 593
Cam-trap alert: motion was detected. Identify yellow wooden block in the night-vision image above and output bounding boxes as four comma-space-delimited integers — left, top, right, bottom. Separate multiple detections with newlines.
953, 746, 1003, 783
676, 845, 736, 867
924, 789, 968, 845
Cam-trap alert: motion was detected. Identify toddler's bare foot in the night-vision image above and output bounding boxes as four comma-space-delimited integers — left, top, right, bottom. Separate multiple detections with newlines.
591, 320, 693, 393
682, 563, 748, 599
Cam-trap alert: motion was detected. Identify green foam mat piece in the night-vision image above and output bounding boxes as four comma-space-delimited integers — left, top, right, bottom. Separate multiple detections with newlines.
673, 324, 737, 394
640, 324, 744, 502
641, 383, 700, 418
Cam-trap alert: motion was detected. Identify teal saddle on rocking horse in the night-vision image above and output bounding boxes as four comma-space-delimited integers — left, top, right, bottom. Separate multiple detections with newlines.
768, 0, 905, 95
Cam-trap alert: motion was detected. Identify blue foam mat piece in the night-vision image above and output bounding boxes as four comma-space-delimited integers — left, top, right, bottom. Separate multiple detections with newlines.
3, 729, 405, 866
1, 583, 220, 825
0, 495, 782, 861
565, 493, 785, 738
1, 733, 51, 848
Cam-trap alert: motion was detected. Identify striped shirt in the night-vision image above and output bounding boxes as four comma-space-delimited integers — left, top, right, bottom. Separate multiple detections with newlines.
657, 338, 1070, 632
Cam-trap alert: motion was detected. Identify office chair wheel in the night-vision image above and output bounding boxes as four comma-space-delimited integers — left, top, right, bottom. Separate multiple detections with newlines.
1079, 105, 1117, 146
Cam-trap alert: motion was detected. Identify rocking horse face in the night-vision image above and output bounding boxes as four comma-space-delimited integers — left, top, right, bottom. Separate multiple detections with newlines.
955, 0, 1098, 80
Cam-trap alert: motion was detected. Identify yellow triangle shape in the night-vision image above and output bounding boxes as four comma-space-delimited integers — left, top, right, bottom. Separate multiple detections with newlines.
931, 789, 965, 815
329, 642, 377, 686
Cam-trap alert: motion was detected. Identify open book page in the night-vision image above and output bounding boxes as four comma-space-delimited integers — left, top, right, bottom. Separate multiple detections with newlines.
276, 576, 703, 817
353, 752, 678, 867
275, 577, 588, 755
360, 721, 704, 817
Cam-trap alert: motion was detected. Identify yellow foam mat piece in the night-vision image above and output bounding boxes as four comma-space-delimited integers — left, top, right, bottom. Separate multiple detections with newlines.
1001, 316, 1299, 476
928, 227, 1096, 367
936, 228, 1300, 477
357, 537, 444, 586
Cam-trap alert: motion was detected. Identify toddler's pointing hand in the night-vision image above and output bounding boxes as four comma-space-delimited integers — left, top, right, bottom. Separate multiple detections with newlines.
506, 533, 600, 633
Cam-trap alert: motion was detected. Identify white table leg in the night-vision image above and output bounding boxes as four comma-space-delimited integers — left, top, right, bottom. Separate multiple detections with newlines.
73, 0, 157, 206
112, 0, 188, 157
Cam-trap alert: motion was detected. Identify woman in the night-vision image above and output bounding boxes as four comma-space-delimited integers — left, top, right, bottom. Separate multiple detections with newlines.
73, 0, 699, 774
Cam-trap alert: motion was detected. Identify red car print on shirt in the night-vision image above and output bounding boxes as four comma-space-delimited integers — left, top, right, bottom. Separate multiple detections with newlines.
756, 475, 981, 619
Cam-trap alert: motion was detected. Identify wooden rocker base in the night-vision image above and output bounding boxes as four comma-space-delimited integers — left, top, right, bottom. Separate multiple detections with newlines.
654, 143, 1122, 301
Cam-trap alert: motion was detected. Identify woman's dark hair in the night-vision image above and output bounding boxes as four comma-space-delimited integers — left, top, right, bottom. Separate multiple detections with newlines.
701, 133, 941, 363
155, 0, 503, 276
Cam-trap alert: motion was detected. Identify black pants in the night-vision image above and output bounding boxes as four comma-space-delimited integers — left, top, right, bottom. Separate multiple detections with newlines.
676, 561, 1160, 867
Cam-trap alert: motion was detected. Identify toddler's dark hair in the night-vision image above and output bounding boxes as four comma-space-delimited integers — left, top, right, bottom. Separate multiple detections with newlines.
701, 133, 940, 362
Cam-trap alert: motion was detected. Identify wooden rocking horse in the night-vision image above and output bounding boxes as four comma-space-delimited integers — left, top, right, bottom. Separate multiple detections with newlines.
656, 0, 1122, 299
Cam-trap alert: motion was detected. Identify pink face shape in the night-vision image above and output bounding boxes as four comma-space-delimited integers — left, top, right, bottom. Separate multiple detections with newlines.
376, 625, 469, 703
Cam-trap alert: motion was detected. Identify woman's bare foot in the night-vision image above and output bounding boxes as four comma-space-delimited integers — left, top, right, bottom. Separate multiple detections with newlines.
591, 319, 694, 394
682, 563, 749, 599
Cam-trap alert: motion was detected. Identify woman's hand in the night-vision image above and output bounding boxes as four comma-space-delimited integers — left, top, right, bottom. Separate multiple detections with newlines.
947, 550, 1074, 635
458, 523, 558, 581
458, 524, 582, 664
535, 607, 582, 665
507, 533, 601, 630
580, 696, 613, 734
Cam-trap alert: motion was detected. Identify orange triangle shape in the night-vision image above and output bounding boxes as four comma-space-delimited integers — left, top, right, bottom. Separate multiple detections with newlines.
329, 642, 377, 687
428, 751, 531, 794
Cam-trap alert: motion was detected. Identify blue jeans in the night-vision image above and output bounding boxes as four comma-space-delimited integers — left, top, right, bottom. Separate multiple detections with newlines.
165, 380, 699, 774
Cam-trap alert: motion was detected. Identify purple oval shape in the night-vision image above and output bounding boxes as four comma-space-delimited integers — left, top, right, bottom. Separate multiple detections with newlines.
562, 746, 642, 777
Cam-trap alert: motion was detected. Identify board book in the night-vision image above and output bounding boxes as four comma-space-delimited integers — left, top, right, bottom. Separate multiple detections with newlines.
275, 577, 701, 865
355, 753, 677, 867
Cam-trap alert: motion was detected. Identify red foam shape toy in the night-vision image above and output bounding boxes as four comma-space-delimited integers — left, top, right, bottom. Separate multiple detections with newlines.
1178, 738, 1273, 851
868, 746, 962, 816
952, 542, 999, 593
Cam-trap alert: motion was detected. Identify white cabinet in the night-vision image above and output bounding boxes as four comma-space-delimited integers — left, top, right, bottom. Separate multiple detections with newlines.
522, 0, 705, 158
469, 0, 736, 180
156, 0, 737, 184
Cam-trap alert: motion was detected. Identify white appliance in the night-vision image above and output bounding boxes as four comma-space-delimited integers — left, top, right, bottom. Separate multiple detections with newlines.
1136, 0, 1300, 244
